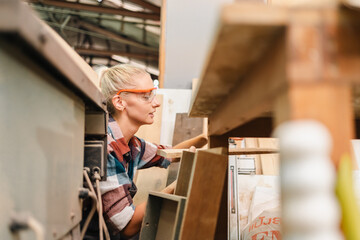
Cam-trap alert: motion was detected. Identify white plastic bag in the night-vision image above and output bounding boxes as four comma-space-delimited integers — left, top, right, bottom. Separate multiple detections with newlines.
242, 208, 281, 240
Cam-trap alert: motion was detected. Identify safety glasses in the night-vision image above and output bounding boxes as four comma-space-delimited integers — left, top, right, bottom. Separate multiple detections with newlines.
116, 87, 157, 102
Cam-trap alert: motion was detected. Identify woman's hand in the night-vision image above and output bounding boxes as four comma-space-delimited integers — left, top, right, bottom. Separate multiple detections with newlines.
173, 134, 208, 149
189, 146, 196, 152
161, 180, 177, 194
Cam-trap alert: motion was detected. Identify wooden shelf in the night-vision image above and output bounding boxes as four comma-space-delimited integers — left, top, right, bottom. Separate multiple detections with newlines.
157, 147, 279, 159
189, 2, 360, 158
189, 3, 288, 119
184, 2, 360, 240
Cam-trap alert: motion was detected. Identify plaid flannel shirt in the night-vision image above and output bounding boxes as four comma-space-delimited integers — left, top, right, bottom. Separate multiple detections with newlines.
99, 116, 171, 235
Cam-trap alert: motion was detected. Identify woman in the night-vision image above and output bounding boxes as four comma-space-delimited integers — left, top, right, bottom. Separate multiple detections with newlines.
99, 64, 207, 239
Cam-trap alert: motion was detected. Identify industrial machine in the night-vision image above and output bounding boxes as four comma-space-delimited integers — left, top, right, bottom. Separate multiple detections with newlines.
0, 0, 107, 239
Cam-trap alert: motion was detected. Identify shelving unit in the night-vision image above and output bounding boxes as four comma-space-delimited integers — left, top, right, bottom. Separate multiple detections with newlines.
188, 1, 360, 238
191, 1, 360, 164
140, 148, 227, 240
140, 192, 186, 240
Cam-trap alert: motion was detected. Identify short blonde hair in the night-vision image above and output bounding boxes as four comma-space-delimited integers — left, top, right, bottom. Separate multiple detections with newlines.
99, 64, 150, 114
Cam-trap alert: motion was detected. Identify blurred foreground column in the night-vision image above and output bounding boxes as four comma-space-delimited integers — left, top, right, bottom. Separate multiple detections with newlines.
274, 120, 342, 240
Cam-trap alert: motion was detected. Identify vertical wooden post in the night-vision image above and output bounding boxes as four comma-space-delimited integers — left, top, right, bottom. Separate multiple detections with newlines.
179, 149, 228, 240
158, 0, 167, 88
208, 117, 274, 238
275, 83, 355, 167
275, 7, 356, 168
209, 135, 229, 240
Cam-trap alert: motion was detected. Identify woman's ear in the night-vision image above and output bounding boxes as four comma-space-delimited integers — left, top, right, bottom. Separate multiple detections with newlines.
112, 95, 126, 111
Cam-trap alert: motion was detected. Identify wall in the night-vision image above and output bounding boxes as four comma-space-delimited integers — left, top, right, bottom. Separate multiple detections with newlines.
158, 89, 193, 145
160, 0, 233, 89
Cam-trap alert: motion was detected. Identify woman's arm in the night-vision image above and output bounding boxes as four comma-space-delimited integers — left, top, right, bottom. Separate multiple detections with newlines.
121, 180, 178, 237
172, 134, 208, 149
121, 201, 147, 238
120, 136, 208, 237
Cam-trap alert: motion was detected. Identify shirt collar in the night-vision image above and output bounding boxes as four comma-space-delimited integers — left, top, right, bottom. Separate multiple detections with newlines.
108, 115, 131, 156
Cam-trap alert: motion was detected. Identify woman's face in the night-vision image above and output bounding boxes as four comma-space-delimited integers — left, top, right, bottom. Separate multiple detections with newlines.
122, 73, 160, 126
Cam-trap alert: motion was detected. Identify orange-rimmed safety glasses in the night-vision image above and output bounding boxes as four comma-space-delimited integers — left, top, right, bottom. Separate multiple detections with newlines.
116, 87, 157, 102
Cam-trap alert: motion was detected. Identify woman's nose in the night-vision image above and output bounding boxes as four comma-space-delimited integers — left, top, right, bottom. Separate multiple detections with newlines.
152, 97, 160, 108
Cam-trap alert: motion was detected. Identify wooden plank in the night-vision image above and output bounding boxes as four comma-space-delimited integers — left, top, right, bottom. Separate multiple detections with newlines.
133, 167, 168, 206
215, 174, 228, 240
157, 149, 186, 158
174, 151, 196, 197
180, 148, 227, 240
158, 0, 167, 88
230, 147, 279, 155
140, 192, 186, 240
257, 138, 280, 175
189, 3, 288, 118
208, 34, 286, 135
136, 94, 164, 144
206, 141, 228, 239
157, 147, 277, 158
172, 113, 204, 146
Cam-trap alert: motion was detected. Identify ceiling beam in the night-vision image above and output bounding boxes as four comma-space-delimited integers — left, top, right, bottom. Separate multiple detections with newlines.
125, 0, 161, 14
77, 20, 158, 52
75, 47, 159, 60
27, 0, 160, 21
32, 5, 160, 26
